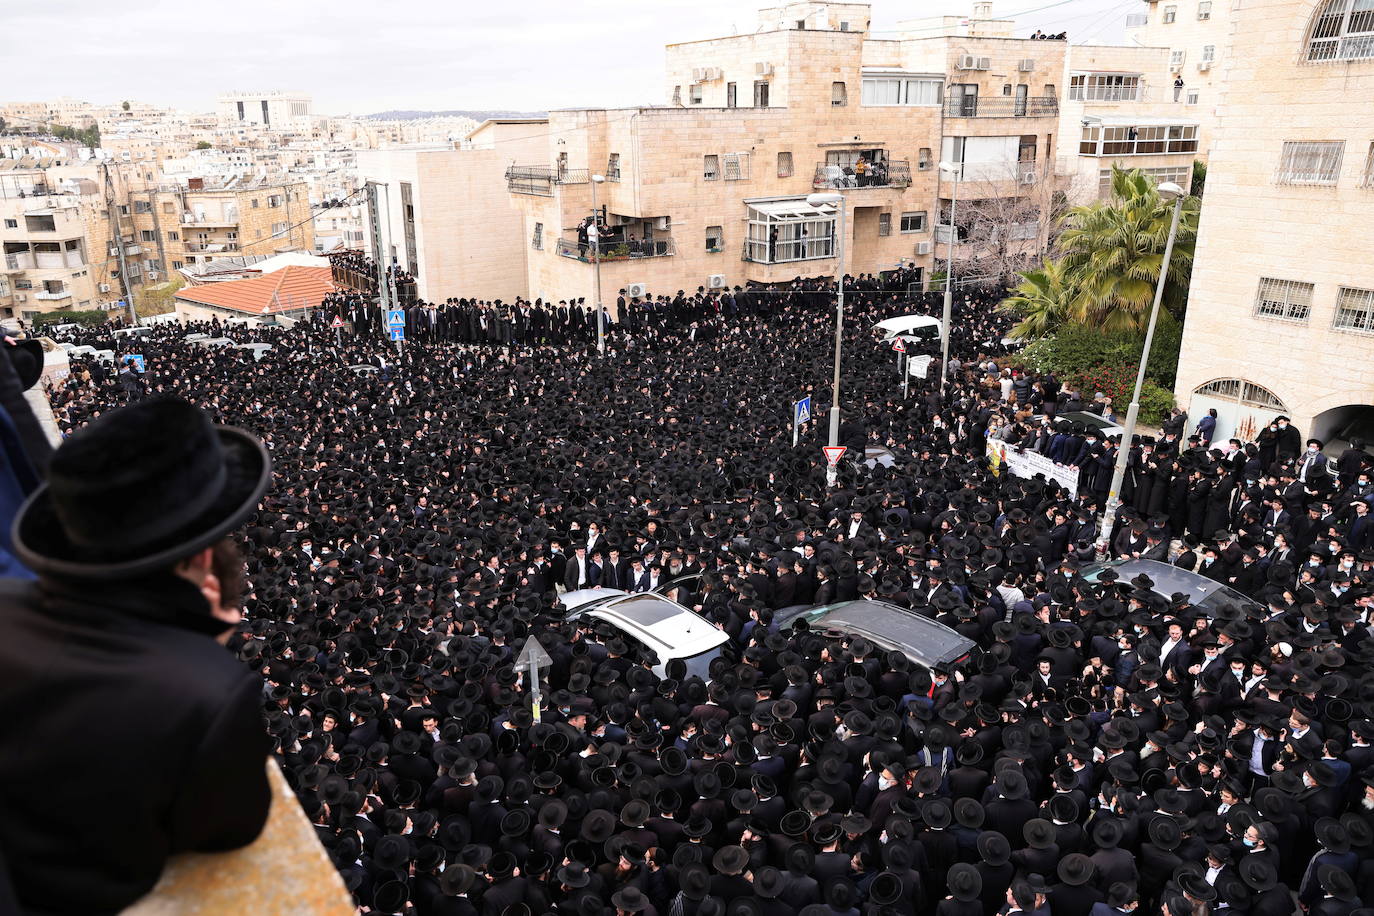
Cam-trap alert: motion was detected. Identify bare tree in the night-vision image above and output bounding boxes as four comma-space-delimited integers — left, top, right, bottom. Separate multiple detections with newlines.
939, 163, 1073, 285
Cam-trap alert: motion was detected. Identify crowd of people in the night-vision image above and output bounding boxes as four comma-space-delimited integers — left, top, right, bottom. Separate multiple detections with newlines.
28, 270, 1374, 916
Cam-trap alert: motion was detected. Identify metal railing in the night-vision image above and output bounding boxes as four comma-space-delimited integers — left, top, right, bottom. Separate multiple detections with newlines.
811, 159, 911, 190
34, 289, 72, 300
556, 237, 676, 261
504, 165, 608, 195
944, 96, 1059, 118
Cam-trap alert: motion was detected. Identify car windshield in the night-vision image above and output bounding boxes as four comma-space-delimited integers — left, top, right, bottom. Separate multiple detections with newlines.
1196, 585, 1251, 618
680, 645, 723, 683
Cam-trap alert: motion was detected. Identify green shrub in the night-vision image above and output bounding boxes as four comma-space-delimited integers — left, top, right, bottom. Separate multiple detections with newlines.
33, 310, 108, 330
1138, 382, 1176, 427
1014, 312, 1181, 390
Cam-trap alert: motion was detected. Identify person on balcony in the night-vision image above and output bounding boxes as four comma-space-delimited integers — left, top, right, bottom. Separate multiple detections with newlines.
854, 157, 869, 187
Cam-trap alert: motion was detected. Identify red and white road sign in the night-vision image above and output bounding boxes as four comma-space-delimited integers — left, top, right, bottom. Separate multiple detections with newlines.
891, 338, 906, 353
823, 446, 847, 467
330, 315, 345, 329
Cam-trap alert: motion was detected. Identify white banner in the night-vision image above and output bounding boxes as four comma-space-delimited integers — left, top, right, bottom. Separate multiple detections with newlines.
907, 354, 933, 379
985, 439, 1079, 498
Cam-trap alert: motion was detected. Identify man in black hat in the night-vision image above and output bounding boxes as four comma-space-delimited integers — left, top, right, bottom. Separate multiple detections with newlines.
0, 396, 274, 913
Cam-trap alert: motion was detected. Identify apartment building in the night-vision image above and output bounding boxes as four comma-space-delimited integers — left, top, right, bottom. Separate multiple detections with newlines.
217, 92, 314, 132
1125, 0, 1231, 153
1174, 0, 1374, 446
358, 119, 550, 301
503, 2, 1066, 306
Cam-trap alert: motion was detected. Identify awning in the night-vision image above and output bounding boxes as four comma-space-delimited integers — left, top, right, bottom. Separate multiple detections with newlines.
746, 198, 836, 220
1095, 116, 1200, 127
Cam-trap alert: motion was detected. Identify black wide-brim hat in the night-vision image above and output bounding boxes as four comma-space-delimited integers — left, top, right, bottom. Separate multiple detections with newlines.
14, 397, 271, 579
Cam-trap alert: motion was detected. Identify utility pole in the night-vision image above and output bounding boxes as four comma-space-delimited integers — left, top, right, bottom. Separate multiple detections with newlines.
101, 162, 138, 325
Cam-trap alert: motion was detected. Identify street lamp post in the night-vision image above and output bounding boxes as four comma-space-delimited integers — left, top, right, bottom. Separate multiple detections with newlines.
590, 174, 606, 355
806, 192, 847, 453
937, 161, 961, 397
1096, 182, 1188, 555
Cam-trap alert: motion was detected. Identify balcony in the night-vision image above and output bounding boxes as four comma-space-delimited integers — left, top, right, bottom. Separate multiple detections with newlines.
944, 96, 1059, 118
556, 237, 676, 262
182, 215, 240, 227
504, 166, 607, 196
34, 288, 73, 301
3, 253, 34, 271
812, 159, 912, 190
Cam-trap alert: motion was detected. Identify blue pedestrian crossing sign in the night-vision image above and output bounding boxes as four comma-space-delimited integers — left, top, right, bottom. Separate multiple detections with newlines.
794, 396, 812, 427
389, 327, 405, 341
386, 309, 406, 329
125, 354, 145, 372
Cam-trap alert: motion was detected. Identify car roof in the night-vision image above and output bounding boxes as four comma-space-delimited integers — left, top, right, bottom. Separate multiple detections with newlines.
780, 599, 975, 669
1057, 411, 1121, 430
1081, 558, 1253, 608
873, 315, 941, 334
586, 593, 728, 658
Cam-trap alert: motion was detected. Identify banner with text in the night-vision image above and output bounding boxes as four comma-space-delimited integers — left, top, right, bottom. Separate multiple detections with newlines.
985, 439, 1079, 498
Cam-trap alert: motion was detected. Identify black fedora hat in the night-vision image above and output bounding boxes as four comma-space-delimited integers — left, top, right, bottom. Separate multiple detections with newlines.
14, 397, 271, 579
6, 337, 43, 391
1058, 853, 1094, 887
948, 863, 982, 901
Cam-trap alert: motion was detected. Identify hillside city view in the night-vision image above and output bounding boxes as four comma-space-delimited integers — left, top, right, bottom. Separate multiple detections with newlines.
3, 0, 1374, 914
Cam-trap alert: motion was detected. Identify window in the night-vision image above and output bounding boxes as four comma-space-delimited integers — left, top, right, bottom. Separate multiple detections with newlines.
167, 231, 179, 240
1169, 49, 1186, 68
690, 84, 703, 105
1363, 142, 1374, 186
1254, 277, 1314, 321
251, 199, 260, 208
1276, 141, 1344, 184
2, 219, 14, 229
1019, 135, 1038, 163
1334, 286, 1374, 331
860, 76, 943, 106
133, 200, 151, 214
532, 222, 543, 250
878, 213, 892, 236
723, 152, 749, 180
172, 260, 183, 270
1044, 83, 1056, 97
1081, 124, 1198, 155
672, 85, 682, 105
118, 205, 129, 216
727, 82, 737, 107
1002, 83, 1013, 96
1014, 84, 1029, 116
948, 83, 979, 116
1164, 5, 1177, 21
778, 151, 794, 177
607, 153, 621, 180
140, 230, 156, 242
1202, 44, 1216, 62
1194, 379, 1287, 410
703, 155, 720, 180
832, 81, 847, 106
271, 221, 288, 236
1308, 0, 1374, 61
706, 225, 724, 251
268, 194, 283, 207
753, 81, 770, 107
1198, 1, 1212, 17
900, 211, 928, 233
918, 148, 932, 169
1187, 90, 1199, 104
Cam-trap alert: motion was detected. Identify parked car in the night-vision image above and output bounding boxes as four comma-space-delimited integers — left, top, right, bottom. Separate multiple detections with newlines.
112, 326, 153, 341
189, 337, 235, 349
774, 599, 976, 671
560, 585, 730, 681
238, 343, 273, 362
349, 364, 381, 377
873, 315, 943, 348
1079, 558, 1263, 619
1031, 410, 1126, 440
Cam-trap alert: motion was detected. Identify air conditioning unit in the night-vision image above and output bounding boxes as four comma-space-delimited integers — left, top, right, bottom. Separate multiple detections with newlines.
1197, 60, 1211, 71
956, 54, 977, 69
692, 68, 705, 82
697, 67, 721, 81
915, 241, 933, 255
98, 282, 111, 293
1020, 169, 1037, 185
147, 270, 159, 281
708, 274, 727, 289
655, 216, 671, 230
627, 282, 648, 298
976, 57, 992, 70
755, 62, 774, 77
12, 294, 24, 303
1018, 58, 1036, 71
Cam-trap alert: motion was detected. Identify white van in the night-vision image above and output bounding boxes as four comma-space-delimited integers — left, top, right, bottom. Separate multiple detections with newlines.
112, 326, 153, 341
872, 315, 943, 346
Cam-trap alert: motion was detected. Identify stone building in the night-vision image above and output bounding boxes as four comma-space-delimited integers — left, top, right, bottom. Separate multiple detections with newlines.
1174, 0, 1374, 446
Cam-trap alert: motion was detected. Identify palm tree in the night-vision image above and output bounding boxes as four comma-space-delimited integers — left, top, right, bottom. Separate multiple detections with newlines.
1056, 166, 1200, 335
1000, 258, 1075, 340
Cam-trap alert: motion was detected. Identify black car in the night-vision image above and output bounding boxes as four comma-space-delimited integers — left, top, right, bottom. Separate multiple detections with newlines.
774, 599, 976, 671
1080, 558, 1264, 619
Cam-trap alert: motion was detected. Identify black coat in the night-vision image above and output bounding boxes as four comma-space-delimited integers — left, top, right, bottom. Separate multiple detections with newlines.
0, 575, 271, 913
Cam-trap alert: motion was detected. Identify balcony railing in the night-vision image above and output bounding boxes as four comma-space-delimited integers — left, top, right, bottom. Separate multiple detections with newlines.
504, 166, 607, 196
34, 289, 73, 300
812, 159, 911, 190
944, 96, 1059, 118
556, 237, 676, 261
182, 214, 240, 226
3, 253, 34, 271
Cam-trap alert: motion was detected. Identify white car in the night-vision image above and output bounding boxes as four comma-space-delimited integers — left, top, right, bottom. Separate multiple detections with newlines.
112, 326, 153, 340
560, 583, 728, 681
873, 314, 943, 347
238, 343, 273, 361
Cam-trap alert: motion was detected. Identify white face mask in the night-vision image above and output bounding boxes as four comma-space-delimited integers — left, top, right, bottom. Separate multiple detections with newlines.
878, 776, 896, 791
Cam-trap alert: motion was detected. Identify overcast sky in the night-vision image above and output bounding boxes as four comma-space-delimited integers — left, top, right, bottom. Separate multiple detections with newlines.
4, 0, 1136, 115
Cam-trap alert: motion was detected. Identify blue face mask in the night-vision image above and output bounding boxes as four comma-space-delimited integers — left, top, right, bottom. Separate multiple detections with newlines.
1243, 837, 1257, 848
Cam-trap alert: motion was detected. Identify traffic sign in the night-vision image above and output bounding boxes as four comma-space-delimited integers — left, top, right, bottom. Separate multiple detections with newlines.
330, 315, 345, 329
823, 446, 847, 467
794, 396, 811, 426
386, 308, 406, 329
892, 337, 906, 353
389, 327, 405, 341
516, 636, 554, 672
125, 354, 145, 372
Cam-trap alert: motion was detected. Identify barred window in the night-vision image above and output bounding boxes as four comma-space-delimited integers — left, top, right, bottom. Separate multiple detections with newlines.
703, 155, 719, 180
1363, 142, 1374, 186
777, 151, 793, 178
1308, 0, 1374, 61
1334, 286, 1374, 332
532, 222, 543, 250
1254, 277, 1314, 321
1198, 1, 1212, 18
1194, 379, 1287, 410
1276, 141, 1344, 184
878, 213, 892, 236
722, 152, 749, 180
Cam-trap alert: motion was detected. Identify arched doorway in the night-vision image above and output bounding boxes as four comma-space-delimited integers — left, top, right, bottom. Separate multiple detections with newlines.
1189, 378, 1289, 443
1310, 404, 1374, 454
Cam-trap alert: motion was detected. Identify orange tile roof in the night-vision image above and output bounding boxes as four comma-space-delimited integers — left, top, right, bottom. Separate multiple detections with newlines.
175, 265, 336, 316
